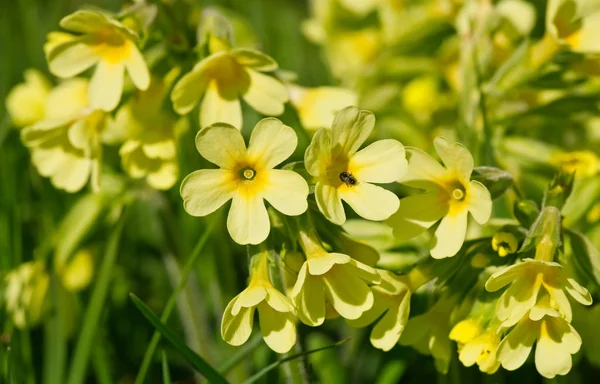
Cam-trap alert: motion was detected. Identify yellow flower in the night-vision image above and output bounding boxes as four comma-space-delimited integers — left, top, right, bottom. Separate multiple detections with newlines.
450, 319, 501, 374
20, 79, 108, 193
5, 69, 51, 127
46, 10, 150, 111
291, 230, 380, 326
221, 251, 296, 353
287, 85, 357, 131
180, 119, 308, 245
305, 107, 407, 225
550, 150, 600, 177
171, 47, 288, 129
496, 300, 582, 379
59, 249, 94, 292
113, 77, 186, 190
546, 0, 600, 54
338, 0, 379, 15
326, 28, 381, 84
387, 137, 492, 258
485, 258, 592, 327
346, 269, 411, 351
401, 76, 440, 120
491, 232, 518, 257
3, 261, 49, 329
450, 318, 483, 344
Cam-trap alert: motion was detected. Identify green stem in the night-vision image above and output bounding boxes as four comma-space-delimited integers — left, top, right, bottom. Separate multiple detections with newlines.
134, 218, 216, 384
43, 273, 66, 384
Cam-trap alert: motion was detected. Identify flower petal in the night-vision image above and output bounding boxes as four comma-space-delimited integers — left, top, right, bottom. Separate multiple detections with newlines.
291, 264, 326, 326
124, 45, 150, 90
430, 210, 468, 258
534, 319, 577, 378
59, 10, 110, 33
399, 147, 447, 189
370, 290, 410, 351
221, 297, 254, 346
242, 69, 288, 116
258, 302, 296, 353
170, 58, 214, 115
262, 169, 308, 216
289, 85, 357, 131
265, 288, 295, 313
195, 123, 246, 169
350, 139, 407, 183
565, 277, 593, 305
47, 39, 99, 78
485, 262, 527, 292
230, 48, 278, 71
247, 118, 297, 168
433, 137, 474, 183
315, 181, 346, 225
88, 61, 124, 111
497, 319, 536, 371
323, 264, 374, 320
331, 106, 375, 157
233, 286, 267, 314
386, 191, 447, 241
180, 169, 235, 216
199, 81, 242, 129
227, 193, 270, 245
467, 180, 492, 224
339, 182, 399, 222
307, 253, 350, 276
147, 162, 178, 190
304, 127, 331, 177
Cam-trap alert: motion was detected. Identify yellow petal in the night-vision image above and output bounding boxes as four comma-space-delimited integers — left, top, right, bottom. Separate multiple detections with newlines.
233, 286, 267, 315
339, 182, 399, 222
221, 297, 255, 346
31, 146, 91, 193
147, 161, 178, 190
180, 169, 235, 216
59, 10, 111, 33
430, 210, 468, 258
565, 277, 593, 305
124, 45, 150, 90
534, 319, 580, 378
304, 127, 331, 177
262, 169, 308, 216
331, 106, 375, 156
387, 191, 447, 241
60, 249, 94, 292
485, 262, 527, 292
5, 69, 51, 126
467, 181, 492, 224
258, 302, 296, 353
200, 81, 242, 129
315, 182, 346, 225
370, 291, 410, 351
45, 78, 89, 120
242, 69, 288, 116
265, 287, 295, 313
497, 319, 536, 371
307, 253, 350, 275
230, 48, 278, 71
247, 118, 297, 168
170, 57, 213, 115
227, 193, 270, 245
195, 123, 246, 169
323, 264, 374, 320
47, 39, 99, 78
399, 147, 447, 189
569, 13, 600, 53
289, 86, 357, 131
346, 289, 390, 329
88, 61, 124, 111
350, 139, 407, 183
433, 137, 474, 183
291, 264, 326, 326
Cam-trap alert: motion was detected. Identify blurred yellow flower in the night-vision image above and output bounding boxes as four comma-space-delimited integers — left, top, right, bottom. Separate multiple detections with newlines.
3, 261, 49, 329
291, 229, 380, 326
550, 150, 600, 177
387, 137, 492, 258
287, 85, 357, 131
59, 249, 94, 292
326, 28, 381, 84
5, 69, 51, 127
171, 48, 288, 129
180, 119, 308, 245
450, 319, 501, 374
491, 232, 518, 257
221, 251, 296, 353
547, 0, 600, 54
46, 10, 150, 111
402, 76, 440, 120
305, 107, 407, 225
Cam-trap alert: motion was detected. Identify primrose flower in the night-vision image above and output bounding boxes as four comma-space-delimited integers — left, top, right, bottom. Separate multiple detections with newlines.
171, 47, 288, 129
496, 299, 582, 379
3, 261, 49, 329
546, 0, 600, 54
180, 119, 308, 245
45, 10, 150, 111
491, 232, 518, 257
387, 137, 492, 258
221, 251, 296, 353
305, 106, 407, 225
450, 319, 501, 374
291, 230, 380, 326
6, 69, 51, 126
550, 150, 600, 177
287, 84, 357, 131
20, 78, 108, 193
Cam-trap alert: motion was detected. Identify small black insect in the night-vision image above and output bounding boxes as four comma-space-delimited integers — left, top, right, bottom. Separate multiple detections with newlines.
339, 171, 357, 186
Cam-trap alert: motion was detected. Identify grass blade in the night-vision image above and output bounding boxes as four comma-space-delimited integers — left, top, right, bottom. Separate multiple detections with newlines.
161, 351, 172, 384
130, 293, 228, 384
242, 338, 351, 384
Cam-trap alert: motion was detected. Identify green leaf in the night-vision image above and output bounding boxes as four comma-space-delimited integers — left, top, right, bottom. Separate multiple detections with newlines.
513, 200, 540, 228
129, 294, 228, 384
161, 351, 172, 384
471, 166, 513, 199
567, 229, 600, 289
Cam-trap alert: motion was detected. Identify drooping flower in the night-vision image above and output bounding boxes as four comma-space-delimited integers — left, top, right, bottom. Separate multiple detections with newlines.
546, 0, 600, 54
387, 137, 492, 258
5, 69, 51, 127
450, 319, 501, 374
180, 119, 308, 245
491, 232, 518, 257
45, 10, 150, 111
221, 251, 296, 353
305, 106, 407, 225
291, 229, 380, 326
287, 84, 357, 131
171, 46, 288, 129
3, 261, 49, 329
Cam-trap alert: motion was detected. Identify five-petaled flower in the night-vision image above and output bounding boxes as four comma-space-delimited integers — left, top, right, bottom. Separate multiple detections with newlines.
387, 137, 492, 258
46, 10, 150, 111
305, 106, 407, 225
180, 118, 309, 245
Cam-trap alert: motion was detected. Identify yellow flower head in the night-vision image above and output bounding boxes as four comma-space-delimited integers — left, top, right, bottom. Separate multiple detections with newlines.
6, 69, 51, 127
221, 251, 296, 353
20, 78, 108, 193
450, 319, 501, 374
450, 318, 483, 345
287, 85, 358, 131
180, 119, 308, 245
402, 76, 440, 119
171, 48, 288, 129
59, 249, 94, 292
547, 0, 600, 54
387, 137, 492, 258
291, 230, 381, 326
46, 10, 150, 111
347, 269, 412, 351
551, 150, 600, 178
305, 106, 407, 225
491, 232, 519, 257
485, 259, 592, 327
497, 299, 582, 379
3, 261, 49, 329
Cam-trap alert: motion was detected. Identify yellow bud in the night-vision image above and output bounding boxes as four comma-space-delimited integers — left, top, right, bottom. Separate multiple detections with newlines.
60, 250, 95, 292
450, 318, 482, 345
491, 232, 518, 257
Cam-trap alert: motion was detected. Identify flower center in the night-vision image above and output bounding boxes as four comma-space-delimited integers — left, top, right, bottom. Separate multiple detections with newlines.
452, 188, 465, 201
240, 167, 256, 181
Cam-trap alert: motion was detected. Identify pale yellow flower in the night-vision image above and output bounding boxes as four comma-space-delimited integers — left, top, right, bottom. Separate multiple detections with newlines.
291, 230, 380, 326
305, 106, 407, 225
221, 251, 296, 353
326, 28, 381, 84
387, 137, 492, 258
402, 76, 440, 120
491, 231, 519, 257
46, 10, 150, 111
5, 69, 51, 127
550, 150, 600, 177
287, 85, 357, 131
3, 261, 49, 329
171, 48, 288, 129
547, 0, 600, 54
180, 119, 308, 245
450, 319, 501, 374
